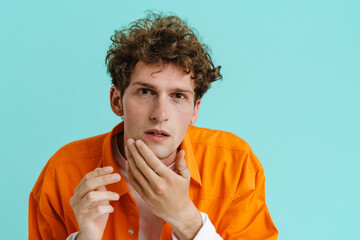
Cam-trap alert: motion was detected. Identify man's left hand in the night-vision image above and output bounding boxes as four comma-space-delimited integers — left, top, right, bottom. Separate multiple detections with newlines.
125, 138, 202, 240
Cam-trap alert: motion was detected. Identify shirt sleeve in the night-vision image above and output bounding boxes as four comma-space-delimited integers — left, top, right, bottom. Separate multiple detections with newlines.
171, 212, 223, 240
28, 191, 70, 240
216, 164, 278, 239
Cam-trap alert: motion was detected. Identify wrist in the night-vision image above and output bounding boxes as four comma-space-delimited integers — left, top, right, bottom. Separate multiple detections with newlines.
170, 202, 203, 240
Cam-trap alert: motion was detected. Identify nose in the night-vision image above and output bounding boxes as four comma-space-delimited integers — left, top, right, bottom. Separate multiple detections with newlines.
150, 95, 169, 122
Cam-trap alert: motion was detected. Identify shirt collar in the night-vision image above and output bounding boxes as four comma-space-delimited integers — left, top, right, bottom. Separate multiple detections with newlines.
102, 122, 129, 196
181, 128, 202, 186
102, 122, 202, 196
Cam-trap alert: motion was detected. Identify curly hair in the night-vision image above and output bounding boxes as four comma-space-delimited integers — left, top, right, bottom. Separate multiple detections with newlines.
106, 12, 222, 102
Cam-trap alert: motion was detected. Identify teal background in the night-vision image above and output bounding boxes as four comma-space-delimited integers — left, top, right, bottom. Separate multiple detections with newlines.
1, 0, 359, 239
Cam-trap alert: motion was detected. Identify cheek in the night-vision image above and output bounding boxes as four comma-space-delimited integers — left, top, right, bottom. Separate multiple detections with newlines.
123, 100, 146, 138
123, 98, 146, 119
173, 106, 194, 130
174, 104, 195, 120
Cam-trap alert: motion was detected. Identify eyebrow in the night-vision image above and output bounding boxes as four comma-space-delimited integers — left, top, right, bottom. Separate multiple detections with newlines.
131, 81, 194, 95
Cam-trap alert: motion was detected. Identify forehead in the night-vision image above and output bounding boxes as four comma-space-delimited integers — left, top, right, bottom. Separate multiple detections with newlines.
129, 61, 195, 90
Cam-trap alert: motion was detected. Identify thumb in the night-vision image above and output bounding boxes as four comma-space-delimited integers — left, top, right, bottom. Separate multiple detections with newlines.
174, 150, 190, 179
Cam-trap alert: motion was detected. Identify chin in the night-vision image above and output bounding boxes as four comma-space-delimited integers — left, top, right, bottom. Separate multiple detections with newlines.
149, 146, 174, 160
152, 150, 172, 160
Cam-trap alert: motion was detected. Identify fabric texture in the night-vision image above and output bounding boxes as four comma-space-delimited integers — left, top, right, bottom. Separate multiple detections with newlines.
29, 122, 278, 239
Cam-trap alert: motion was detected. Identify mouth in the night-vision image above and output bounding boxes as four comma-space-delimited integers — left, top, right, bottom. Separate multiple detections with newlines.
144, 129, 170, 142
145, 129, 170, 137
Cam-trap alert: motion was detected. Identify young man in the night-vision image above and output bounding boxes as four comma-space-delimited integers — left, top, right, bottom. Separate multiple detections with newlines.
29, 13, 278, 239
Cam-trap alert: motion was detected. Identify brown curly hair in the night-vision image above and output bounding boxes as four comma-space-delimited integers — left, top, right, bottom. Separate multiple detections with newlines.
106, 12, 222, 102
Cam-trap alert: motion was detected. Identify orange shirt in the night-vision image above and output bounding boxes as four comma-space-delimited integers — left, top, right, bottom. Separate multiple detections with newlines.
29, 122, 278, 239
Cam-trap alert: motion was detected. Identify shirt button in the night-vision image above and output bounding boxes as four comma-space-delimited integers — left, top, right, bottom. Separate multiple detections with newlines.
128, 229, 134, 235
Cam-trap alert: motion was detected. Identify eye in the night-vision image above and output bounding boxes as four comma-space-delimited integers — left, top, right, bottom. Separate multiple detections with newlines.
174, 93, 186, 99
138, 88, 154, 95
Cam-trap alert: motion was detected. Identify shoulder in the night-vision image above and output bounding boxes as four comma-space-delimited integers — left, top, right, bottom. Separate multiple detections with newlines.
47, 133, 108, 168
187, 125, 254, 154
31, 132, 109, 198
188, 126, 263, 192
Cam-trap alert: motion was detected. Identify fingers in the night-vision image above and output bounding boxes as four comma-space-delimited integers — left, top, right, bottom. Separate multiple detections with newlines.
127, 139, 167, 177
126, 161, 147, 195
75, 169, 121, 199
82, 191, 119, 209
70, 167, 122, 240
88, 205, 114, 219
78, 204, 115, 223
77, 166, 113, 189
174, 150, 191, 179
70, 166, 121, 215
125, 145, 152, 190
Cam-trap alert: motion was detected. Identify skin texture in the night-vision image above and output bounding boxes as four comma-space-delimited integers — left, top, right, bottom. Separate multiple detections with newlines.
71, 62, 202, 240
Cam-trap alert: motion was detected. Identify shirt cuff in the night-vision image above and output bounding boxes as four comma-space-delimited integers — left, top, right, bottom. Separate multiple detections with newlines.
66, 232, 79, 240
172, 212, 223, 240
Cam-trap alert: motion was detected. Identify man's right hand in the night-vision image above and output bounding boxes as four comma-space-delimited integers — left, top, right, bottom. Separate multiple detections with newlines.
70, 166, 121, 240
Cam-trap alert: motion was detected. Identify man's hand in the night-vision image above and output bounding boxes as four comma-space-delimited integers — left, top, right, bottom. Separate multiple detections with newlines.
125, 139, 202, 240
70, 166, 121, 240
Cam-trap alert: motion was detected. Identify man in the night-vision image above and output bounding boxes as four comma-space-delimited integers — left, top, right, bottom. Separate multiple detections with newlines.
29, 12, 278, 239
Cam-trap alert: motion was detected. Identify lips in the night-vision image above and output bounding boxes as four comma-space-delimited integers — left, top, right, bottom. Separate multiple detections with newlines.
145, 129, 170, 137
144, 129, 170, 142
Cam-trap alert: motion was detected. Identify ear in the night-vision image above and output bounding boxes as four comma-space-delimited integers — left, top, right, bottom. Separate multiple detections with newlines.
190, 99, 201, 125
110, 86, 123, 117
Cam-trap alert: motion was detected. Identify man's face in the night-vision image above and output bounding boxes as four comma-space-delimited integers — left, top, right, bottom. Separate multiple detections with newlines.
117, 61, 200, 164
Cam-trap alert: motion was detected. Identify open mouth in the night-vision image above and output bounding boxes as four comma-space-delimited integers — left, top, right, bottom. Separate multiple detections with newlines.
145, 130, 170, 137
148, 132, 168, 136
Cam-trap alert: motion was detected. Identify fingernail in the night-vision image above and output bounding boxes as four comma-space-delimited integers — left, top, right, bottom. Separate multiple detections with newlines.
104, 166, 112, 173
135, 140, 141, 147
112, 174, 120, 181
114, 193, 119, 200
127, 138, 134, 145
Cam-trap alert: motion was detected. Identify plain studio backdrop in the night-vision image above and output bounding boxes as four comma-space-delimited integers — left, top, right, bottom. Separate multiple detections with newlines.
1, 0, 359, 239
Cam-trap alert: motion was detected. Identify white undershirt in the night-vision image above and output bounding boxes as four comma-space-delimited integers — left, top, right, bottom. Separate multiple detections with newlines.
112, 134, 166, 239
